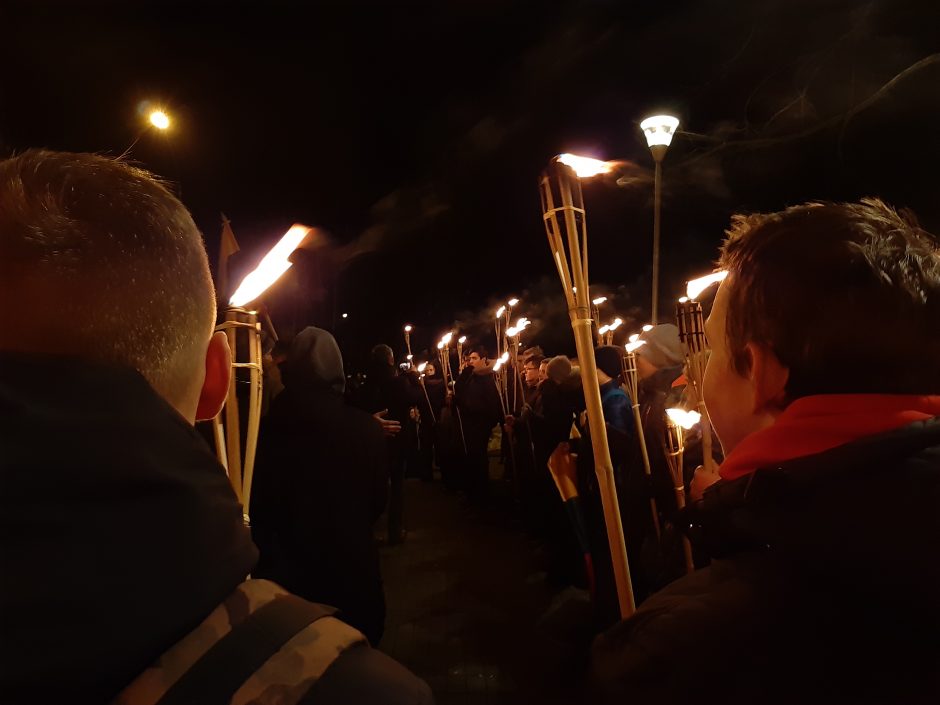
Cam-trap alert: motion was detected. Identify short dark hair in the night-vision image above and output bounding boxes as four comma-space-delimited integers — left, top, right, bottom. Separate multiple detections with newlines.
524, 355, 544, 368
0, 150, 215, 396
717, 198, 940, 399
468, 345, 488, 359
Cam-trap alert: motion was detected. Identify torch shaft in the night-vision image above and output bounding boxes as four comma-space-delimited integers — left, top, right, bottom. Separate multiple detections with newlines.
242, 311, 263, 518
652, 159, 662, 325
630, 402, 661, 541
222, 310, 243, 505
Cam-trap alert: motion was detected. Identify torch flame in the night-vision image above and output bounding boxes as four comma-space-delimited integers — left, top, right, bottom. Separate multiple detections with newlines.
493, 360, 503, 372
625, 340, 647, 353
508, 298, 520, 307
506, 327, 518, 337
557, 153, 614, 178
500, 352, 510, 363
404, 324, 413, 332
642, 324, 654, 332
628, 333, 640, 343
417, 362, 428, 373
592, 296, 608, 305
496, 306, 506, 319
687, 270, 729, 301
609, 318, 623, 331
666, 408, 702, 430
406, 354, 413, 360
598, 325, 610, 335
442, 332, 453, 345
229, 224, 311, 307
437, 342, 444, 350
458, 335, 467, 344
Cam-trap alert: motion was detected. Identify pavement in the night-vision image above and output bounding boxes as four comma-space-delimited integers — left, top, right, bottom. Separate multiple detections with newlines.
377, 472, 595, 705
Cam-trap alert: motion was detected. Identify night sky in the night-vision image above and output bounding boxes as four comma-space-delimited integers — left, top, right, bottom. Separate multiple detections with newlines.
3, 0, 939, 369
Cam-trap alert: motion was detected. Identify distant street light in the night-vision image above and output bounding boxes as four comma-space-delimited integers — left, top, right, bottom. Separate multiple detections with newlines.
149, 110, 170, 130
640, 114, 680, 324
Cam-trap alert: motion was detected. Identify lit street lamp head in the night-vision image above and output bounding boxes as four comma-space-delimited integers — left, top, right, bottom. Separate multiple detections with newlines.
149, 110, 171, 130
640, 115, 679, 161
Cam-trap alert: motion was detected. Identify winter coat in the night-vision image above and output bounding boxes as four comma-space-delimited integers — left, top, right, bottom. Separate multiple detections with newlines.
0, 352, 431, 705
454, 365, 503, 446
251, 381, 389, 646
590, 417, 940, 705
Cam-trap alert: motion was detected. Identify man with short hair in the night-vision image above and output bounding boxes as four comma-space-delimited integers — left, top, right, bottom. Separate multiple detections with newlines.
454, 345, 503, 502
0, 150, 432, 704
591, 199, 940, 704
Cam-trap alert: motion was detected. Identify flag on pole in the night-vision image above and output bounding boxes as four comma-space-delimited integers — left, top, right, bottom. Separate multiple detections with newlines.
217, 213, 240, 304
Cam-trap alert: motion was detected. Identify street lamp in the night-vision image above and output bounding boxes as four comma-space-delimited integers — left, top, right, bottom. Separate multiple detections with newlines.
539, 155, 636, 618
640, 114, 680, 324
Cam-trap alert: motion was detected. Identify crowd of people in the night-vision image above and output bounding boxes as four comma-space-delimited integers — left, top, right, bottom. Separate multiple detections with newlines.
3, 149, 939, 704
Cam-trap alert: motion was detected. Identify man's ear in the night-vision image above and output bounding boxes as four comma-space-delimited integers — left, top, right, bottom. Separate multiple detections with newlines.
195, 332, 232, 421
745, 342, 789, 414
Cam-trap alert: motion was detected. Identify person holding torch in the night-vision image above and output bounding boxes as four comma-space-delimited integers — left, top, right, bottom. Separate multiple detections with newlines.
591, 199, 940, 705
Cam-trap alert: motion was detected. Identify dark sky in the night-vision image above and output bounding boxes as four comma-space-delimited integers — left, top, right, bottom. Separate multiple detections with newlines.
3, 0, 939, 368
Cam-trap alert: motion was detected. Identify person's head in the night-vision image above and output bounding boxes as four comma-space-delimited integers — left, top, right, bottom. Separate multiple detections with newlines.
704, 198, 940, 454
523, 355, 543, 387
424, 362, 437, 377
467, 345, 488, 371
546, 355, 572, 385
594, 346, 623, 385
636, 324, 684, 380
281, 327, 345, 394
0, 149, 230, 424
538, 358, 550, 383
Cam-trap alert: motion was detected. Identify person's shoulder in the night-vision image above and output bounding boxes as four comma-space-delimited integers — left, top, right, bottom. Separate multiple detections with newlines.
305, 642, 434, 704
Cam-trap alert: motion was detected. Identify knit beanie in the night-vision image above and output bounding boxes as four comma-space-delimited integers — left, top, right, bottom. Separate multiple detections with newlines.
546, 355, 572, 384
637, 324, 684, 369
594, 345, 623, 381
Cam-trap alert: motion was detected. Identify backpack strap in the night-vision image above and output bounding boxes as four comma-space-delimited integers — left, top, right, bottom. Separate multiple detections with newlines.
113, 580, 364, 705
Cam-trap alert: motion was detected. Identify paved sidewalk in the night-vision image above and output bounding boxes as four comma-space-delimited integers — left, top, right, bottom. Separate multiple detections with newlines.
378, 477, 594, 705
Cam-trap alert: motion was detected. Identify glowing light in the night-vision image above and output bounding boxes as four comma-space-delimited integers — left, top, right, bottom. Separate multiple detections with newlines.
342, 312, 348, 318
442, 332, 453, 345
458, 336, 467, 344
640, 115, 680, 148
417, 362, 428, 373
506, 327, 518, 337
592, 296, 608, 306
609, 318, 623, 331
508, 298, 520, 307
494, 360, 504, 372
437, 342, 444, 350
557, 153, 614, 178
229, 225, 312, 307
496, 306, 506, 319
625, 340, 647, 353
513, 317, 529, 331
678, 297, 689, 303
149, 110, 170, 130
628, 333, 640, 343
642, 324, 654, 332
687, 270, 728, 301
406, 354, 413, 360
500, 352, 510, 363
666, 407, 702, 430
598, 325, 610, 335
404, 324, 413, 333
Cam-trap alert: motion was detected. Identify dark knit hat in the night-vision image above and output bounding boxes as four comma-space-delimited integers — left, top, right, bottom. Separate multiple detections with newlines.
594, 345, 623, 381
637, 324, 684, 369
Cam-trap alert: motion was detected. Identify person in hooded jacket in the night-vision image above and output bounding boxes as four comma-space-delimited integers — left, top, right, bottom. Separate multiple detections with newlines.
251, 327, 389, 646
591, 199, 940, 705
0, 150, 432, 705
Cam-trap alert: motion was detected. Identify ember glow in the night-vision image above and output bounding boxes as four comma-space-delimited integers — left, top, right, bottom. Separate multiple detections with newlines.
687, 270, 728, 301
557, 153, 613, 178
229, 224, 311, 307
666, 408, 702, 430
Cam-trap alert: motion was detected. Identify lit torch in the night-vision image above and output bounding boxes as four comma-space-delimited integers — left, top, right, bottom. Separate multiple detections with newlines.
403, 324, 413, 358
665, 407, 702, 574
676, 270, 727, 475
219, 223, 311, 522
621, 337, 661, 540
540, 154, 636, 616
416, 361, 436, 423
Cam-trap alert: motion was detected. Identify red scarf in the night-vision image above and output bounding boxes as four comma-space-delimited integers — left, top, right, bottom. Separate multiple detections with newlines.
718, 394, 940, 481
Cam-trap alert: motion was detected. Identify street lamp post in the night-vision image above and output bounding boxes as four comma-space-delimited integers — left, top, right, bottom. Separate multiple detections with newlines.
640, 114, 680, 324
539, 155, 636, 618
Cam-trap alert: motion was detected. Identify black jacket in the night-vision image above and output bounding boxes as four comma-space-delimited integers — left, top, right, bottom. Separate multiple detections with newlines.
251, 381, 389, 645
591, 417, 940, 704
454, 365, 503, 443
0, 352, 431, 705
